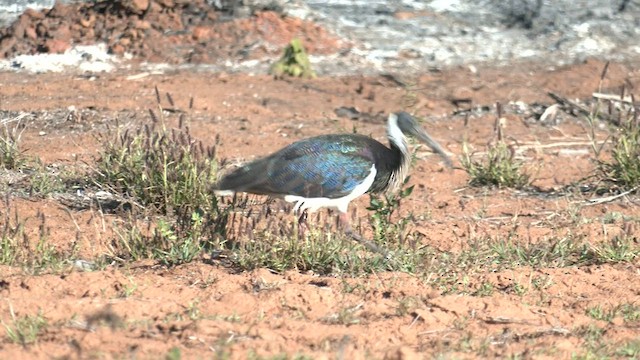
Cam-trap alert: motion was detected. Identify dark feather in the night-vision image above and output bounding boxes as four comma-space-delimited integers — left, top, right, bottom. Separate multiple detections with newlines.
215, 134, 401, 199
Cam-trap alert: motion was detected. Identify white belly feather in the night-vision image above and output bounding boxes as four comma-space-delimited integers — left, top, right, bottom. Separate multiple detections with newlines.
284, 164, 377, 214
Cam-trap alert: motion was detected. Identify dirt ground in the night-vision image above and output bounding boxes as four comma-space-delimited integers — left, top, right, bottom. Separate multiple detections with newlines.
0, 57, 638, 359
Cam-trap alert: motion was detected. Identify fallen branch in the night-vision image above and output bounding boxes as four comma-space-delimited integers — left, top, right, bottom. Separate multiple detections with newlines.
592, 92, 634, 104
585, 186, 639, 206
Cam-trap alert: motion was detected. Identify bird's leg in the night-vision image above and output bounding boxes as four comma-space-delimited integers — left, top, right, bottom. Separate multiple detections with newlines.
297, 209, 309, 239
339, 212, 388, 256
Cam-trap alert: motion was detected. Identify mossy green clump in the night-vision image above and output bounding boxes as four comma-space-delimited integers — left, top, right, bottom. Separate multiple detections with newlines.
269, 38, 316, 79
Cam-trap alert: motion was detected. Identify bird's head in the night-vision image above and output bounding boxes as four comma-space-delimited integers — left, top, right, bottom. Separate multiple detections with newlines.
389, 111, 452, 168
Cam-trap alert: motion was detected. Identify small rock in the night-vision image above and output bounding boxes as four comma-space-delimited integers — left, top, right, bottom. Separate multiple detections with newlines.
73, 260, 96, 272
43, 39, 70, 54
109, 43, 126, 55
0, 37, 16, 58
50, 24, 72, 43
79, 14, 95, 28
127, 0, 150, 14
192, 26, 211, 41
25, 26, 37, 40
134, 20, 151, 30
23, 8, 45, 20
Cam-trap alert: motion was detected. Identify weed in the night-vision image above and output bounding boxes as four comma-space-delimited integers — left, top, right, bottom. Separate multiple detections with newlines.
322, 303, 363, 325
395, 297, 419, 316
269, 38, 316, 79
97, 95, 234, 267
96, 111, 220, 215
118, 277, 138, 298
186, 301, 201, 321
166, 347, 182, 360
616, 340, 640, 358
589, 235, 639, 263
510, 282, 527, 296
0, 115, 27, 170
28, 162, 65, 196
367, 178, 416, 246
473, 281, 495, 297
0, 201, 72, 274
531, 275, 554, 290
461, 103, 530, 188
106, 210, 223, 267
587, 63, 640, 193
462, 141, 529, 188
595, 113, 640, 191
232, 226, 429, 275
2, 309, 47, 347
602, 211, 623, 224
585, 305, 616, 322
586, 303, 640, 323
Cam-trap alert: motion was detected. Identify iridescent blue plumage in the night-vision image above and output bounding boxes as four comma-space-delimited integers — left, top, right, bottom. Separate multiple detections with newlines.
213, 112, 451, 241
226, 134, 395, 199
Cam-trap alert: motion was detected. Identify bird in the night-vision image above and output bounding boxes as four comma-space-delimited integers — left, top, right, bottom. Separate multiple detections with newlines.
213, 111, 451, 248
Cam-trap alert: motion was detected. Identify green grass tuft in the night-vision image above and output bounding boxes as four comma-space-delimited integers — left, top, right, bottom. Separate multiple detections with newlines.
462, 141, 530, 188
2, 310, 47, 347
96, 117, 219, 215
0, 204, 72, 274
0, 118, 27, 170
596, 115, 640, 191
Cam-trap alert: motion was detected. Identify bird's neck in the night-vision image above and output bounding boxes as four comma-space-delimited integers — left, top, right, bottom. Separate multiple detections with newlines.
386, 125, 411, 194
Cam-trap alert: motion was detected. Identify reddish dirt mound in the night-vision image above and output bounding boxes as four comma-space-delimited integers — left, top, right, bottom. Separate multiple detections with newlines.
0, 0, 343, 63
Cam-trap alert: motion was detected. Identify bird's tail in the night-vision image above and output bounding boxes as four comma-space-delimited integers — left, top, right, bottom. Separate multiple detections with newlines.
212, 159, 269, 196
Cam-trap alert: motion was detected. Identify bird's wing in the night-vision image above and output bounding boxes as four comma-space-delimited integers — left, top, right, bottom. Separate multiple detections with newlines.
219, 135, 375, 199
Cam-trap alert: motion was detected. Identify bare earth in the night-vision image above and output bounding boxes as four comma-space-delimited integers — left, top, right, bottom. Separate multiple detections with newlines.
0, 56, 638, 359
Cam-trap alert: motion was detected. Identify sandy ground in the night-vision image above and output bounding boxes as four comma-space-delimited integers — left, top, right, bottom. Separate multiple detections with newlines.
0, 57, 638, 359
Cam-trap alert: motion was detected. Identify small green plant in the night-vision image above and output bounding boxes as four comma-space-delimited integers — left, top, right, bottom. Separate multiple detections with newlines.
473, 281, 495, 297
96, 95, 232, 267
96, 118, 219, 214
166, 347, 182, 360
28, 162, 66, 196
586, 305, 616, 322
3, 310, 47, 346
593, 107, 640, 192
232, 225, 427, 276
586, 303, 640, 323
395, 297, 419, 316
322, 303, 363, 325
152, 212, 207, 266
462, 141, 529, 188
0, 117, 27, 170
616, 340, 640, 358
586, 63, 640, 193
269, 38, 316, 79
590, 235, 639, 263
0, 203, 72, 274
118, 277, 138, 298
462, 105, 530, 188
367, 178, 416, 246
107, 210, 221, 267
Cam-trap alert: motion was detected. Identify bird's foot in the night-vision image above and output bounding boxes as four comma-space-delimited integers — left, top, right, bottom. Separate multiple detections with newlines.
339, 212, 389, 256
344, 227, 389, 256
